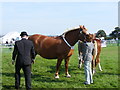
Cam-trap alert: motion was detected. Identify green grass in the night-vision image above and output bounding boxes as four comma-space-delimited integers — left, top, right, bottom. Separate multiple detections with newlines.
1, 45, 119, 89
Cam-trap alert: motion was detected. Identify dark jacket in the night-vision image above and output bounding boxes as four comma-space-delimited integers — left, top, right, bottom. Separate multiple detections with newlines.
12, 38, 35, 66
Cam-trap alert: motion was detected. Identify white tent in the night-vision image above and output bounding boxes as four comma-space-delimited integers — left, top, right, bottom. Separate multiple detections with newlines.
1, 32, 20, 44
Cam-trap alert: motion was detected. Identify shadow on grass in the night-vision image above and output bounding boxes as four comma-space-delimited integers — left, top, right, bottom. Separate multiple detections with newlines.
2, 66, 85, 89
47, 66, 79, 74
32, 73, 66, 83
2, 85, 15, 90
2, 73, 24, 77
98, 73, 120, 76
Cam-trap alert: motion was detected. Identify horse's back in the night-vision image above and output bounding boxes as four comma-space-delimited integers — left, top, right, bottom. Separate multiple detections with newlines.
29, 34, 45, 42
28, 34, 69, 59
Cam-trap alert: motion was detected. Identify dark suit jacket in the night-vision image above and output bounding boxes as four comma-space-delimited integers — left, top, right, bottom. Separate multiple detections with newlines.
12, 38, 35, 66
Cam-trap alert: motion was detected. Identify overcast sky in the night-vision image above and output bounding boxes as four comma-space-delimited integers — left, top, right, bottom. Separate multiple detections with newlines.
0, 1, 118, 35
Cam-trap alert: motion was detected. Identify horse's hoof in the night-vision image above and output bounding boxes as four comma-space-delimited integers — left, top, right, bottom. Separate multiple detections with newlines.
54, 75, 59, 79
66, 74, 71, 78
100, 69, 103, 71
93, 69, 96, 75
78, 65, 82, 69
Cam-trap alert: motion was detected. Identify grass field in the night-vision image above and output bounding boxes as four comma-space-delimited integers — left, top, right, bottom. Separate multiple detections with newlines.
1, 45, 119, 89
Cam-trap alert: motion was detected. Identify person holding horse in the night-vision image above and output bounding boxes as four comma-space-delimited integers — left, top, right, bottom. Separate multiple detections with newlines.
12, 31, 35, 90
82, 34, 95, 85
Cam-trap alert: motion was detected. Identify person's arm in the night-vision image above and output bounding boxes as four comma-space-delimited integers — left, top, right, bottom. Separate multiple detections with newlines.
82, 43, 87, 61
31, 42, 36, 63
12, 42, 18, 64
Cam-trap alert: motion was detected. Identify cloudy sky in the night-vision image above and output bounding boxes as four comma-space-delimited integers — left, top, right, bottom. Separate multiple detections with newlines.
0, 0, 118, 35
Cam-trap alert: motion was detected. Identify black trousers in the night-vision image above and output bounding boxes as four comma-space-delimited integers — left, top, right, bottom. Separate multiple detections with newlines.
15, 64, 31, 90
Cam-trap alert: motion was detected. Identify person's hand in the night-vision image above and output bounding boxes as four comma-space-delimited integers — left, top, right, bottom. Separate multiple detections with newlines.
12, 60, 15, 65
82, 60, 84, 63
32, 60, 35, 64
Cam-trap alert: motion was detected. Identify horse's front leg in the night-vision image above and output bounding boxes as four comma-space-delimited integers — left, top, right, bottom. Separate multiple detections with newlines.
65, 57, 71, 78
55, 58, 62, 79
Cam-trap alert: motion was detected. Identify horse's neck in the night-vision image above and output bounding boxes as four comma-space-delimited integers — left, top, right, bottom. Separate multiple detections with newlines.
65, 30, 79, 46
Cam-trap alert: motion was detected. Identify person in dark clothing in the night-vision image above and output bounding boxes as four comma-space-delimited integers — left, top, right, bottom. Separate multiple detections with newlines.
12, 31, 35, 90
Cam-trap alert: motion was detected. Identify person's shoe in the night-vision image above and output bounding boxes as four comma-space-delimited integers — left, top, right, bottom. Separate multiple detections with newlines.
15, 84, 20, 89
91, 80, 94, 84
84, 81, 90, 85
15, 86, 19, 89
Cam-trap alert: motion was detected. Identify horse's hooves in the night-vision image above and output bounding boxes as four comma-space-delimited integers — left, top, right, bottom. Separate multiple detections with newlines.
54, 75, 59, 79
93, 70, 96, 75
66, 74, 71, 78
78, 66, 82, 69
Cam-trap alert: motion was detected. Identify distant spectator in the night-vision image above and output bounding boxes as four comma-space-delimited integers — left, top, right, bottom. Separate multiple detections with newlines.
6, 41, 8, 44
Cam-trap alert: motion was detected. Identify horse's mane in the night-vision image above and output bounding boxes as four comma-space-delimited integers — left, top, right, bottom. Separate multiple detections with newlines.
62, 26, 80, 36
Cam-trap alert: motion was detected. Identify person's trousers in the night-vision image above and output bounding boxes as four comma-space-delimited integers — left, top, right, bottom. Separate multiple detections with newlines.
84, 61, 93, 84
15, 65, 31, 90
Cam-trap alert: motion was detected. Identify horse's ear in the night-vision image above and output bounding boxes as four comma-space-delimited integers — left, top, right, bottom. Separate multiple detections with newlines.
80, 25, 86, 30
83, 25, 87, 30
79, 25, 83, 29
83, 25, 85, 29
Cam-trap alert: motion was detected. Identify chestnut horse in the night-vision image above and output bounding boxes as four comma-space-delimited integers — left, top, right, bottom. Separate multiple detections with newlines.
29, 25, 88, 78
92, 39, 103, 73
78, 34, 102, 74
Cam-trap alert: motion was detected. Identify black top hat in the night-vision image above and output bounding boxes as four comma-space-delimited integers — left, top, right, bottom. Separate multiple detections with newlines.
20, 31, 28, 36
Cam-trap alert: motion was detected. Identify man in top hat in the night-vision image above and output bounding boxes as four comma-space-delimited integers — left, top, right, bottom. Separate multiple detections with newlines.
12, 31, 35, 90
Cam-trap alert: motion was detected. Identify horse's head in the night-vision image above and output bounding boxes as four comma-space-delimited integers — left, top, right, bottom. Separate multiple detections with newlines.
80, 25, 88, 34
78, 25, 89, 42
61, 25, 90, 47
86, 33, 94, 42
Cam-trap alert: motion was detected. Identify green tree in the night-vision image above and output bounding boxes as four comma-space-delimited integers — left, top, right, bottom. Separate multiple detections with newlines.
109, 27, 120, 39
96, 30, 106, 38
109, 27, 120, 46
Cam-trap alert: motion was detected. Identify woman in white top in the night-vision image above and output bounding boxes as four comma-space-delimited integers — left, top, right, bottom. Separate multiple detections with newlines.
82, 34, 95, 85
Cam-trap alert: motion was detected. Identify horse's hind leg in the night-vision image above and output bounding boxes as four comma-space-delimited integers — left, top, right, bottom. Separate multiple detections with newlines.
95, 56, 103, 71
97, 58, 103, 71
98, 62, 102, 71
65, 57, 71, 78
55, 59, 62, 79
92, 53, 96, 74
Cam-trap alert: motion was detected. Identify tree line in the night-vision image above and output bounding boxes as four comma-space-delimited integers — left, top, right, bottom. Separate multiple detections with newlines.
96, 27, 120, 40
